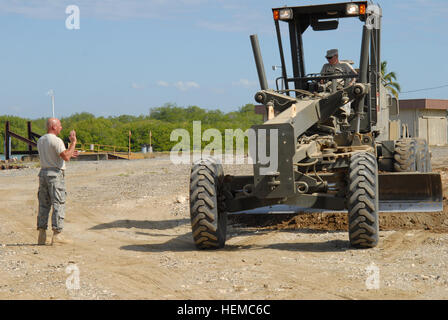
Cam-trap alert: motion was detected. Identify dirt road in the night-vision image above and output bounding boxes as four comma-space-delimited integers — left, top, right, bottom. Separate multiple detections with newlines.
1, 149, 448, 300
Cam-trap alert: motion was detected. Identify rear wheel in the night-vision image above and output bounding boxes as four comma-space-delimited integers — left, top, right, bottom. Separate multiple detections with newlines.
394, 138, 416, 172
394, 138, 431, 173
189, 159, 227, 249
347, 152, 379, 248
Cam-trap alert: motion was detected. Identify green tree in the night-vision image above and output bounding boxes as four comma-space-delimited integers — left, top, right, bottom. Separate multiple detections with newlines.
381, 61, 401, 98
1, 103, 265, 154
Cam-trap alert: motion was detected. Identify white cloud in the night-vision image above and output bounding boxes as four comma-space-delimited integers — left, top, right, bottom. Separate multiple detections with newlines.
174, 81, 200, 91
156, 80, 200, 91
156, 80, 170, 87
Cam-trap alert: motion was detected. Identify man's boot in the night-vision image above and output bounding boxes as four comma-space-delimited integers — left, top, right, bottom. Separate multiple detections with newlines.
37, 229, 47, 245
51, 230, 73, 245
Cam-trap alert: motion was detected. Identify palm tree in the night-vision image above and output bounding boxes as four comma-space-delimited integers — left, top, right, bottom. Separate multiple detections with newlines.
381, 61, 401, 98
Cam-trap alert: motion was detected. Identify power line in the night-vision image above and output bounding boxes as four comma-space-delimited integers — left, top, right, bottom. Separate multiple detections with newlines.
400, 84, 448, 94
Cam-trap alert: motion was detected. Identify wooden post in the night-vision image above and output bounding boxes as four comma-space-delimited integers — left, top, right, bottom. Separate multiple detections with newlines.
5, 121, 10, 161
27, 122, 33, 155
128, 130, 131, 159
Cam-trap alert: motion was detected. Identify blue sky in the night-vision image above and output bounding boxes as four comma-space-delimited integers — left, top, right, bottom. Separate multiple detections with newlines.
0, 0, 447, 119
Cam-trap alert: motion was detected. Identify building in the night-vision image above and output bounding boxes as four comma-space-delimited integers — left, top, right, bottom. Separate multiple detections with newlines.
394, 99, 448, 146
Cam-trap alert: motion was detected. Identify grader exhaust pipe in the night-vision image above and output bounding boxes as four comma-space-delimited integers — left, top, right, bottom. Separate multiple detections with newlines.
250, 34, 269, 91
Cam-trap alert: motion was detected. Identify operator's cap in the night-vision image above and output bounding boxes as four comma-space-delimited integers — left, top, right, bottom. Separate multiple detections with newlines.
326, 49, 338, 58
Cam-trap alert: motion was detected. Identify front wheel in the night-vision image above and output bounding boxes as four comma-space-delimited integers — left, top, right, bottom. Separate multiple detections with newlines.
347, 152, 379, 248
189, 159, 227, 249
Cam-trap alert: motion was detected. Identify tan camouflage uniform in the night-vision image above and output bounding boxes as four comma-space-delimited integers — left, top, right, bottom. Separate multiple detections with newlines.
37, 134, 67, 232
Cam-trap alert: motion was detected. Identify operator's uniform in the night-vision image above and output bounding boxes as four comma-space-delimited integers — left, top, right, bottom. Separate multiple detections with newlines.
321, 50, 357, 115
320, 62, 357, 88
37, 133, 67, 232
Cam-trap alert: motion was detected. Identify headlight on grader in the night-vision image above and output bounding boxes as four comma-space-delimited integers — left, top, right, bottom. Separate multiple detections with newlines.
274, 8, 293, 21
346, 3, 366, 15
279, 8, 293, 20
346, 4, 359, 15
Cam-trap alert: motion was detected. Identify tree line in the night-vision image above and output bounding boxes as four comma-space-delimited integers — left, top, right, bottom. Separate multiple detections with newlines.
1, 103, 263, 153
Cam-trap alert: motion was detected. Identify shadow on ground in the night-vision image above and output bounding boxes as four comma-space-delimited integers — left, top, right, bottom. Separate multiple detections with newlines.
90, 218, 190, 231
119, 229, 351, 253
91, 215, 353, 253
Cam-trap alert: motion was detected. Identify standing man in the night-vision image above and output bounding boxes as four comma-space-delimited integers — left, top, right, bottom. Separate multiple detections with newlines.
37, 118, 78, 245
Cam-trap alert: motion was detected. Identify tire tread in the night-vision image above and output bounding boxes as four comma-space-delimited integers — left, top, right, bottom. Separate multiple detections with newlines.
347, 152, 379, 248
189, 159, 227, 249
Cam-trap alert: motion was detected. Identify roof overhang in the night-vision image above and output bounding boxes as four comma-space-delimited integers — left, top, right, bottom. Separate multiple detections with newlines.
399, 99, 448, 110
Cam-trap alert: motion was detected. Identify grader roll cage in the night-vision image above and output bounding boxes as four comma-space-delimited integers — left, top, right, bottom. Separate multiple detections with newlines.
188, 2, 443, 249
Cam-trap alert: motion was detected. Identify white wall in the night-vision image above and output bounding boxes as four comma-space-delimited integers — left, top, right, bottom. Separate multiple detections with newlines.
396, 109, 447, 145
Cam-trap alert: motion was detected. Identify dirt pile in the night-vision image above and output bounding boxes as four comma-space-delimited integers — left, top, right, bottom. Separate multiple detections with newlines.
230, 210, 448, 233
230, 168, 448, 233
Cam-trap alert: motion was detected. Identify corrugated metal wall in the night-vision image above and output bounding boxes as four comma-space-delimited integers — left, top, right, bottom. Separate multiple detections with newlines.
419, 117, 447, 145
399, 109, 448, 145
420, 110, 447, 145
393, 109, 417, 138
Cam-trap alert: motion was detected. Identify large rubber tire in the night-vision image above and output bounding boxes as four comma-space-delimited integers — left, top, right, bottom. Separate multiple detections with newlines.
394, 138, 432, 173
394, 138, 417, 172
189, 159, 227, 249
347, 152, 379, 249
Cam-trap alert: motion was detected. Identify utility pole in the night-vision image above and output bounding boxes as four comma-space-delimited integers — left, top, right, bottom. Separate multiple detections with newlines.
47, 89, 55, 117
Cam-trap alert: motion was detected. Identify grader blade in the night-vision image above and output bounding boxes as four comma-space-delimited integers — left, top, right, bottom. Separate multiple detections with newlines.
379, 173, 443, 213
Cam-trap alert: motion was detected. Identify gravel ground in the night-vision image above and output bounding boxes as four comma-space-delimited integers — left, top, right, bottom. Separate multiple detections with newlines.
0, 149, 448, 300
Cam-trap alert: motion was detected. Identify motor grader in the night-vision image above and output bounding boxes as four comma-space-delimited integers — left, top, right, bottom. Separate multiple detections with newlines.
188, 2, 443, 249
